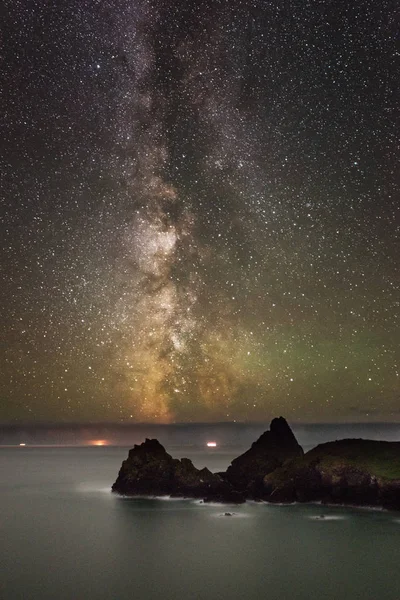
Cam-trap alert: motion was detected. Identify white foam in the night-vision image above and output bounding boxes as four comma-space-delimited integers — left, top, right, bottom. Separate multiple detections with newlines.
308, 514, 348, 521
76, 484, 113, 494
194, 500, 244, 508
152, 495, 187, 501
216, 512, 250, 518
119, 494, 188, 501
308, 501, 385, 513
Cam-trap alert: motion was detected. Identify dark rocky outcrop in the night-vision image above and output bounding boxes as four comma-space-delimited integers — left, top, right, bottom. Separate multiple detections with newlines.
224, 416, 304, 497
263, 439, 400, 510
112, 438, 245, 503
112, 418, 400, 510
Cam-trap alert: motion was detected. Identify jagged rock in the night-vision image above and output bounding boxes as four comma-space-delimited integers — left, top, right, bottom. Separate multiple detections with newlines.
112, 438, 245, 502
224, 416, 304, 496
111, 420, 400, 511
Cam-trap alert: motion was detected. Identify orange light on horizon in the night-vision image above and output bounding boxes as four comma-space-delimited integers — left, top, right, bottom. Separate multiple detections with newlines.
206, 442, 217, 448
90, 440, 108, 446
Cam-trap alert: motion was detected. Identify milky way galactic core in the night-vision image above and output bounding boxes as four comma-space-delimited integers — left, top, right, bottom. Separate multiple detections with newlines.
1, 0, 398, 422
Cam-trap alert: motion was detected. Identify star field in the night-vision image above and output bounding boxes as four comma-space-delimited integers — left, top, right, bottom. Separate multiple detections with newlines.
1, 0, 399, 423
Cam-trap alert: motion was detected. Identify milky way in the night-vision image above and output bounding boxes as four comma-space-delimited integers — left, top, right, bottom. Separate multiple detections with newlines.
1, 0, 399, 422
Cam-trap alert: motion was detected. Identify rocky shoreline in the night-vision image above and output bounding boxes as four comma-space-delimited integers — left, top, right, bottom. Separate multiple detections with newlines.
112, 417, 400, 511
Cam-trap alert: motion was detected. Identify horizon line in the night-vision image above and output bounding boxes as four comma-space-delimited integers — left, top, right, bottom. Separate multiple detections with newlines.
1, 419, 400, 428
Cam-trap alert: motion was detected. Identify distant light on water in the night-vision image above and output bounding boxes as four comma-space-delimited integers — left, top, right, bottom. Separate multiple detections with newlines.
90, 440, 108, 446
206, 442, 217, 447
19, 443, 26, 447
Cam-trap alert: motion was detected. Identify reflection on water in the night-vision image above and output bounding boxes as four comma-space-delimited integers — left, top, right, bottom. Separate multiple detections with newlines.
0, 447, 399, 600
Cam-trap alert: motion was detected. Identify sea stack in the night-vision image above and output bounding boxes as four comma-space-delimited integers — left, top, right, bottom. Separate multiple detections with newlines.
224, 416, 304, 496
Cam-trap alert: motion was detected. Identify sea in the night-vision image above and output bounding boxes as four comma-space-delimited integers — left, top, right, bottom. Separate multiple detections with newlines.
1, 439, 400, 600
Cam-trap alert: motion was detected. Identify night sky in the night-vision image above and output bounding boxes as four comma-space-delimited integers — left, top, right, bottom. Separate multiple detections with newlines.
1, 0, 398, 423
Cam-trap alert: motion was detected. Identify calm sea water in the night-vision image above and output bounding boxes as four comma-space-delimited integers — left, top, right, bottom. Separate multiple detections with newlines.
1, 446, 399, 600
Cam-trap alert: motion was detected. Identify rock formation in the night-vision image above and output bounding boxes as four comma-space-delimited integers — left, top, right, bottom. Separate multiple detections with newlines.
112, 418, 400, 510
112, 437, 245, 502
263, 438, 400, 510
224, 416, 303, 496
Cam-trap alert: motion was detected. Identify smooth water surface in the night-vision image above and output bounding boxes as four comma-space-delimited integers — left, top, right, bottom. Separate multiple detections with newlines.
1, 447, 399, 600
